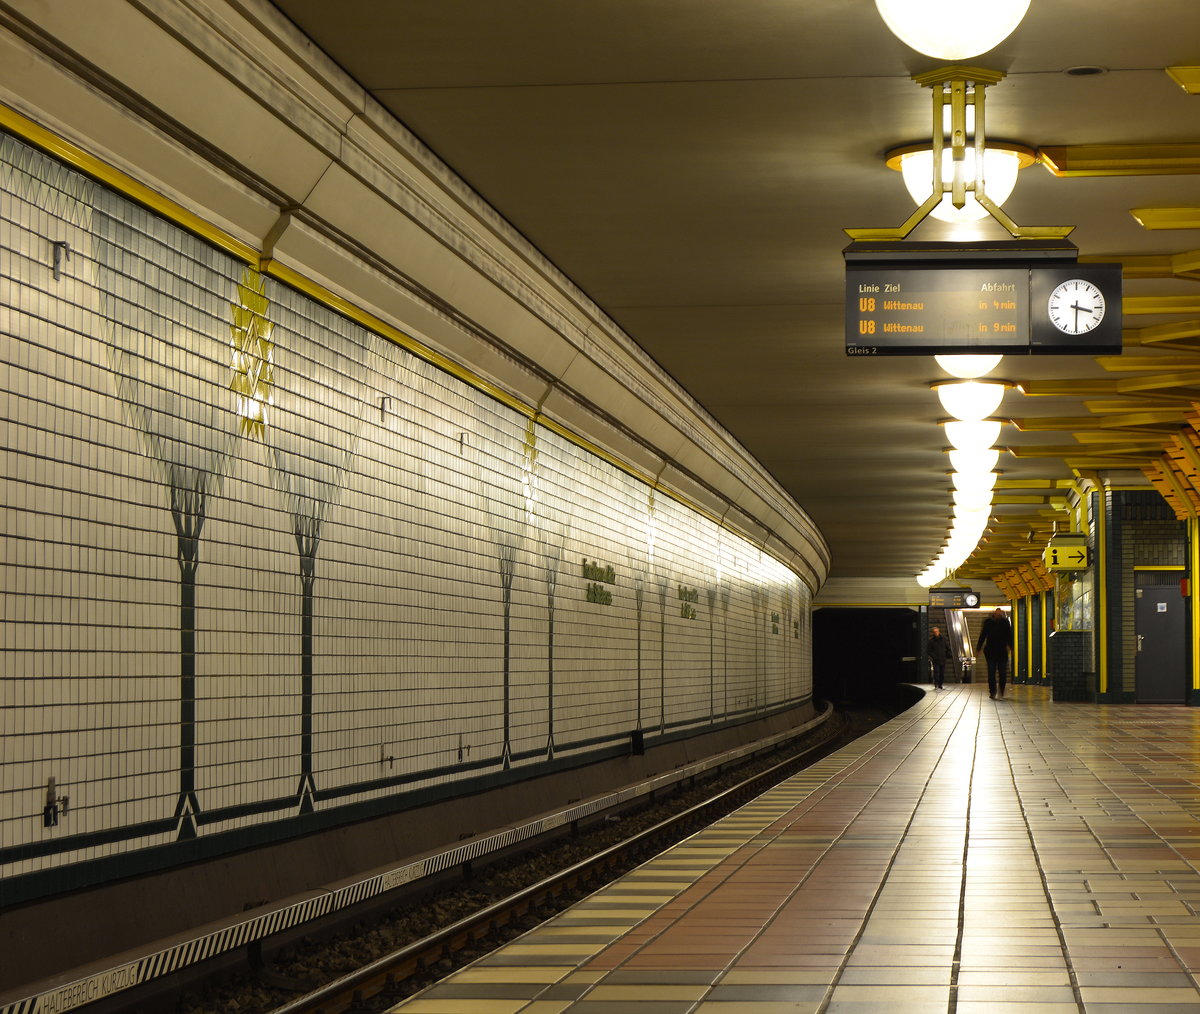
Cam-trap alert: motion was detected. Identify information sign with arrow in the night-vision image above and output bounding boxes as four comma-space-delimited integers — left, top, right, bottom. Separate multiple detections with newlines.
1043, 535, 1090, 571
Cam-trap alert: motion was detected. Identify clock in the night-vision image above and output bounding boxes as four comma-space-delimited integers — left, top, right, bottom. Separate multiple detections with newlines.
1047, 278, 1105, 335
963, 591, 980, 608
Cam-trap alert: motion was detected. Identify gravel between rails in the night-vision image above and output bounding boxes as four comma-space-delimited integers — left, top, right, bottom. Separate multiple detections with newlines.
172, 702, 901, 1014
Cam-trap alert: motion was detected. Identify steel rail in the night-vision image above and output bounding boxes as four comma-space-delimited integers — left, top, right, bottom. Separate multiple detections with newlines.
266, 717, 847, 1014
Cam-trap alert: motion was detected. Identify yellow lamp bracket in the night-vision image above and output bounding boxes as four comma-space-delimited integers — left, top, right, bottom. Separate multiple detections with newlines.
846, 67, 1074, 241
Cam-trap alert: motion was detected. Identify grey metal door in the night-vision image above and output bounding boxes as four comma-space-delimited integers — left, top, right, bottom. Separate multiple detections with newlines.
1135, 572, 1187, 704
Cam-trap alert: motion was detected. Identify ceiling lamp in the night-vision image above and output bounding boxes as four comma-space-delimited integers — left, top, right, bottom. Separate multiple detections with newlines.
951, 503, 989, 524
890, 142, 1035, 223
848, 66, 1072, 242
953, 470, 998, 495
935, 354, 1003, 379
943, 419, 1003, 451
874, 0, 1031, 60
933, 380, 1007, 421
953, 487, 992, 511
949, 446, 999, 474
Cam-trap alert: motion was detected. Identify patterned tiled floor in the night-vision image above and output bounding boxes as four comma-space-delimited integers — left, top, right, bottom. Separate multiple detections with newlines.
388, 684, 1200, 1012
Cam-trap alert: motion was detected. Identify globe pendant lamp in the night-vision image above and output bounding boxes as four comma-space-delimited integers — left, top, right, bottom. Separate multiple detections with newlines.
943, 419, 1003, 451
935, 354, 1003, 379
874, 0, 1032, 60
891, 142, 1034, 224
933, 380, 1007, 422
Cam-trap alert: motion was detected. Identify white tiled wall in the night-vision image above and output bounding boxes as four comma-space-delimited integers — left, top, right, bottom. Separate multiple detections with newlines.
0, 131, 815, 893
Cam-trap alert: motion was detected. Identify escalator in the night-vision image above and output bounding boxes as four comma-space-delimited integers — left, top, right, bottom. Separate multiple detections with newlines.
929, 607, 977, 683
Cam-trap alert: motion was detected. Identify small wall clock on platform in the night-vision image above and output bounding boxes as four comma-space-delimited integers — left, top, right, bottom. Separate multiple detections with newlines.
1047, 278, 1105, 334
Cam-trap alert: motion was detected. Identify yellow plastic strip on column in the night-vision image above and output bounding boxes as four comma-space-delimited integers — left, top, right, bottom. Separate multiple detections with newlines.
1096, 489, 1108, 696
1192, 518, 1200, 693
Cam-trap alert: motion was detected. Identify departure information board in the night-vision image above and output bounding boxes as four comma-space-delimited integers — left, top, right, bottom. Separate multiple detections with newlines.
848, 266, 1027, 355
843, 242, 1122, 357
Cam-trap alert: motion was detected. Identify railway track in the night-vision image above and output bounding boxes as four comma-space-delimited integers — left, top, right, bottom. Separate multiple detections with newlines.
248, 703, 889, 1014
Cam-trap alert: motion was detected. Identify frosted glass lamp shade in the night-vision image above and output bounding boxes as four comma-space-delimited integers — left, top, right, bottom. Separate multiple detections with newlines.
874, 0, 1031, 60
935, 354, 1003, 379
953, 487, 993, 511
953, 470, 998, 495
935, 381, 1006, 421
899, 146, 1022, 223
944, 419, 1002, 451
949, 446, 1000, 473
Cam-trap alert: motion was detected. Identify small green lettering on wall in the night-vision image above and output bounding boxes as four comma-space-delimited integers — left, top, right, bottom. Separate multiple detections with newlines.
771, 612, 780, 634
582, 558, 616, 584
586, 582, 613, 606
678, 584, 698, 619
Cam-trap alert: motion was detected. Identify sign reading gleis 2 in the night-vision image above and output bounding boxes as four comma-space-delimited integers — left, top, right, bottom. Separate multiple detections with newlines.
843, 242, 1123, 356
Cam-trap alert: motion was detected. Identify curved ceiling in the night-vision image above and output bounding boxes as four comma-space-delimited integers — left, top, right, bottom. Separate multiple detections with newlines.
270, 0, 1200, 591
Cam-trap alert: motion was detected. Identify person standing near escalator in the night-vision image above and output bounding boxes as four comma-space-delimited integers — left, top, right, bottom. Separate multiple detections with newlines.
976, 607, 1014, 700
927, 625, 952, 690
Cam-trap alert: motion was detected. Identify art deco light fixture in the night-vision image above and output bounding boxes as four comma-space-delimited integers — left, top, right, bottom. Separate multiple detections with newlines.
846, 66, 1071, 242
889, 138, 1036, 224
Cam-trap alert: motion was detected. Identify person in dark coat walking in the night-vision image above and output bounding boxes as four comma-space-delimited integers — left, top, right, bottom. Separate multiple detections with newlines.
927, 625, 952, 689
975, 607, 1013, 699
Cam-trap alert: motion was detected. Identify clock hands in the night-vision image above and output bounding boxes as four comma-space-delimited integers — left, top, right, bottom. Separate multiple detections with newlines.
1070, 300, 1093, 331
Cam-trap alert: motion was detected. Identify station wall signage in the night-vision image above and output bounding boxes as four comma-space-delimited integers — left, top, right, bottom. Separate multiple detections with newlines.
1043, 534, 1090, 572
843, 241, 1122, 357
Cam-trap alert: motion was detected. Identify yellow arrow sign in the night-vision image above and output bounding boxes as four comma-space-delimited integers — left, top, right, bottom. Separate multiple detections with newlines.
1042, 538, 1090, 571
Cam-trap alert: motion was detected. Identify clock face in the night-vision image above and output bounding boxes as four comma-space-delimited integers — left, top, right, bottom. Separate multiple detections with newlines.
1047, 279, 1105, 335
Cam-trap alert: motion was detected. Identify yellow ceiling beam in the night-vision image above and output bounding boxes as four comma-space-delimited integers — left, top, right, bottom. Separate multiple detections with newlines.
1128, 320, 1200, 350
1006, 445, 1099, 457
1116, 371, 1200, 392
1083, 400, 1192, 414
1081, 407, 1187, 425
993, 478, 1076, 490
1156, 459, 1198, 517
1007, 442, 1165, 457
1009, 416, 1106, 431
1174, 434, 1200, 476
1096, 355, 1200, 372
1040, 143, 1200, 177
1125, 294, 1200, 314
1098, 255, 1178, 279
1010, 410, 1184, 431
1015, 378, 1122, 396
1130, 209, 1200, 232
1064, 457, 1159, 470
1175, 250, 1200, 276
1071, 429, 1175, 444
1167, 67, 1200, 94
